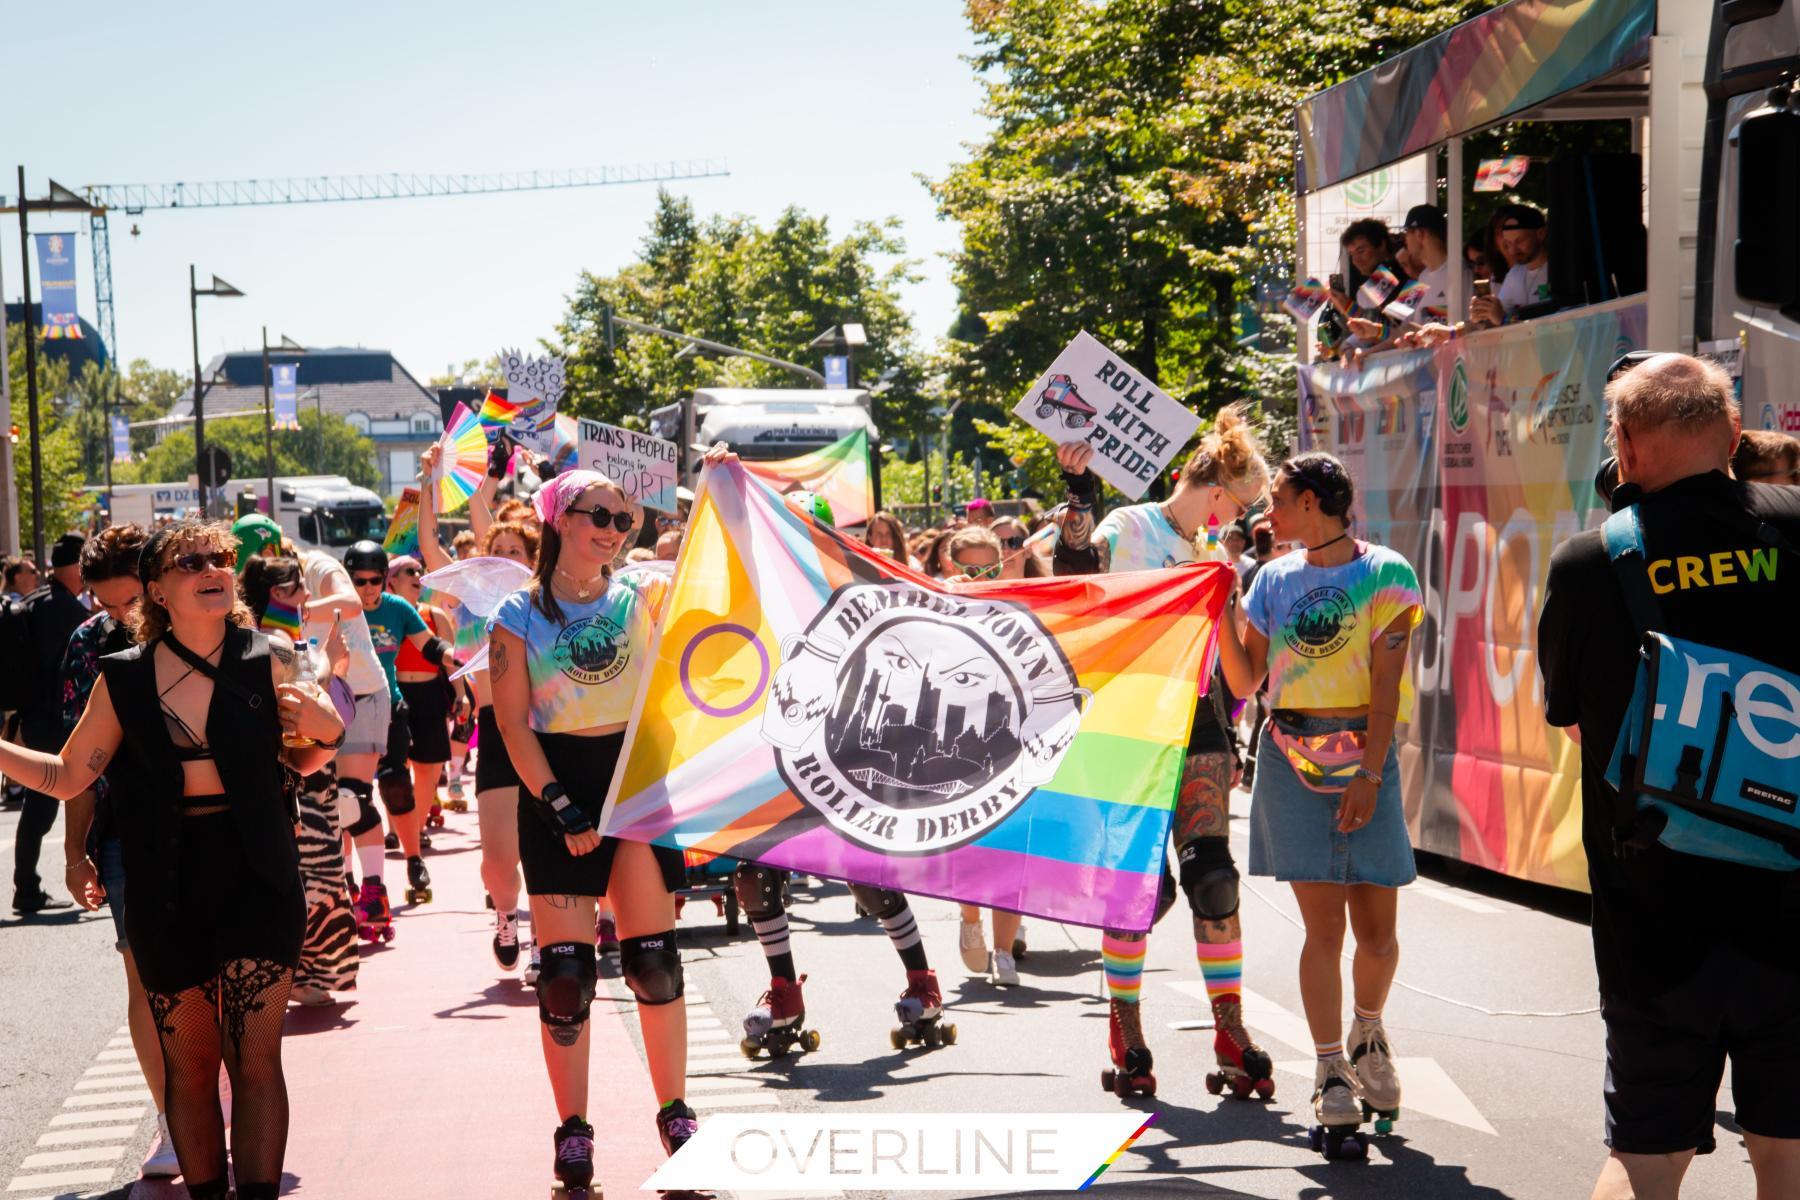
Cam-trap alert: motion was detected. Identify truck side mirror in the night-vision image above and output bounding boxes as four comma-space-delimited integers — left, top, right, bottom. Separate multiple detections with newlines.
1734, 96, 1800, 314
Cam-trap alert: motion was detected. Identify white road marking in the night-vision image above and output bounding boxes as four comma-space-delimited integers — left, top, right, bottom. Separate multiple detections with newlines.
683, 1074, 774, 1092
63, 1090, 151, 1106
35, 1127, 138, 1146
93, 1049, 137, 1061
74, 1076, 144, 1090
687, 1091, 781, 1109
1274, 1058, 1497, 1136
81, 1062, 143, 1076
1405, 877, 1503, 914
17, 1147, 126, 1169
48, 1109, 143, 1126
5, 1167, 116, 1191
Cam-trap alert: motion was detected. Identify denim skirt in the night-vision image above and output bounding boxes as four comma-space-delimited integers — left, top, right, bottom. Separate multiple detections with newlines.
1247, 712, 1416, 887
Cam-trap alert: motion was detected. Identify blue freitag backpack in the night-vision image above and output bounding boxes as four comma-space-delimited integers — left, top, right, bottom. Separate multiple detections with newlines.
1602, 503, 1800, 872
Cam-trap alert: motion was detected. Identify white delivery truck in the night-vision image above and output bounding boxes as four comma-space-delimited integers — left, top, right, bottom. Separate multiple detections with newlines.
649, 387, 876, 485
99, 476, 386, 555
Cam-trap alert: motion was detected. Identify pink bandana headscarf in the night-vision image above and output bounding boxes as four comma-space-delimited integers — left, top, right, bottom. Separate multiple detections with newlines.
532, 469, 612, 528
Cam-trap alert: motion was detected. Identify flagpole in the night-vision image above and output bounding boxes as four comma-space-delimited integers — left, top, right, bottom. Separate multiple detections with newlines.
16, 167, 45, 563
261, 326, 275, 517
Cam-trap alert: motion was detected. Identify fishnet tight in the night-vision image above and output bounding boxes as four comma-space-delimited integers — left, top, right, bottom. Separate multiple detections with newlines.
144, 958, 292, 1199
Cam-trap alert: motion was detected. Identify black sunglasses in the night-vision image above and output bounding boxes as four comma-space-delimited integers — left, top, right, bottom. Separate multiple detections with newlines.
1000, 535, 1026, 551
351, 574, 384, 588
395, 567, 421, 578
168, 550, 236, 574
566, 505, 634, 534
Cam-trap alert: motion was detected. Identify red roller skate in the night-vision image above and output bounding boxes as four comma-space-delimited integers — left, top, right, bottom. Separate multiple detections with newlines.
741, 974, 820, 1058
356, 879, 394, 944
425, 802, 446, 830
891, 969, 955, 1049
1101, 998, 1156, 1098
1205, 994, 1276, 1100
595, 913, 620, 956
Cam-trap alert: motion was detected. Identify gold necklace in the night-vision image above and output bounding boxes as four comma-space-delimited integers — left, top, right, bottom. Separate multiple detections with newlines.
554, 565, 607, 600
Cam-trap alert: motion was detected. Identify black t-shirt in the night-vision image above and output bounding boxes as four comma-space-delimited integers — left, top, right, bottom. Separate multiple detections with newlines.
20, 580, 91, 750
1539, 470, 1800, 1004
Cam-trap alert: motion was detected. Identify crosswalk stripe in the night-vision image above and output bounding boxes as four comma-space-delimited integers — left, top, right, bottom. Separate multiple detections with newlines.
81, 1062, 144, 1076
93, 1049, 137, 1061
5, 1167, 117, 1191
18, 1146, 127, 1169
75, 1076, 144, 1089
63, 1090, 152, 1106
50, 1109, 144, 1125
36, 1126, 139, 1146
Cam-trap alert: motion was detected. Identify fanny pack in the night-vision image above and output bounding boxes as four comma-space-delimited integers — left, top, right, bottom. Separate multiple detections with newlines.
1602, 503, 1800, 872
1265, 710, 1368, 795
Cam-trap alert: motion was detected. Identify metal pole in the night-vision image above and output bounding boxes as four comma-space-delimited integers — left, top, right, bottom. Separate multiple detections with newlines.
189, 265, 207, 515
0, 239, 17, 556
261, 326, 275, 516
17, 166, 45, 564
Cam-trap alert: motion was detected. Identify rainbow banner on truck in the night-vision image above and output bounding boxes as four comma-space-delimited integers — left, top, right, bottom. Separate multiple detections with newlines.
741, 428, 873, 528
1298, 299, 1647, 889
601, 462, 1232, 931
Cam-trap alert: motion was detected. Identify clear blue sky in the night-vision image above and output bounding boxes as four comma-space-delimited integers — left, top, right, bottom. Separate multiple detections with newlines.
5, 2, 988, 382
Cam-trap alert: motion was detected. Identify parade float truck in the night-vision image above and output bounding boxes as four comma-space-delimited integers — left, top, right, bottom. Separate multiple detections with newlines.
1289, 0, 1798, 888
650, 387, 876, 486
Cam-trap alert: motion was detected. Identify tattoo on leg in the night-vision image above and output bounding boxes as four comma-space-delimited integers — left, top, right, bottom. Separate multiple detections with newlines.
548, 1023, 582, 1047
542, 893, 580, 910
1174, 752, 1233, 844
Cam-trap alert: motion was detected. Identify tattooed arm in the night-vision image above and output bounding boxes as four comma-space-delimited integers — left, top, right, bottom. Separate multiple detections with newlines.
488, 630, 554, 797
0, 675, 125, 802
1051, 442, 1109, 576
1360, 614, 1413, 779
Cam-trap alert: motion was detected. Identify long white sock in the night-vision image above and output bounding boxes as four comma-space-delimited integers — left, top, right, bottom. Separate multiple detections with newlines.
357, 845, 385, 881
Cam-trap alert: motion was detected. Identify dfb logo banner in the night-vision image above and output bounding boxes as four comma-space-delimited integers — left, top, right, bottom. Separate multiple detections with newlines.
1011, 331, 1201, 500
601, 462, 1233, 931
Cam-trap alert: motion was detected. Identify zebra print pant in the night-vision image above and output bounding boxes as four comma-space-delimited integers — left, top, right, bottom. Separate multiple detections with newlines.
294, 773, 358, 994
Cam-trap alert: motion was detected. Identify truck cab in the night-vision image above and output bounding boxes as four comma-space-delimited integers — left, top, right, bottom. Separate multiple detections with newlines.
225, 475, 387, 553
650, 387, 875, 483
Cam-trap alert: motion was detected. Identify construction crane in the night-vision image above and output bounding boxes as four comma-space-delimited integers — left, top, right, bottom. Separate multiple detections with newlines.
67, 159, 729, 359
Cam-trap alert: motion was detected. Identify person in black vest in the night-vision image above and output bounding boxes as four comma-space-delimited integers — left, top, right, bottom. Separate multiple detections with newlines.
12, 532, 91, 912
0, 519, 345, 1200
1539, 354, 1800, 1199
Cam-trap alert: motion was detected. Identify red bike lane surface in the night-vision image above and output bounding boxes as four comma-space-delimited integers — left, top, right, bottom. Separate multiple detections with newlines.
273, 827, 668, 1197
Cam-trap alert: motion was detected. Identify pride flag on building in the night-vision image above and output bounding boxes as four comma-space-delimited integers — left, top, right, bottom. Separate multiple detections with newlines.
601, 462, 1232, 931
741, 428, 873, 527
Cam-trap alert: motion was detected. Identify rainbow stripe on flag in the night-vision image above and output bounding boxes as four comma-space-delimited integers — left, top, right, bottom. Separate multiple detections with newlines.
383, 486, 420, 557
741, 428, 873, 527
601, 462, 1232, 931
477, 389, 523, 433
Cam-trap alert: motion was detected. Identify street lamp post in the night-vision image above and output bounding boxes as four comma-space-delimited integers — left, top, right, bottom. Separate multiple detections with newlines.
808, 324, 874, 507
260, 329, 304, 518
189, 266, 244, 516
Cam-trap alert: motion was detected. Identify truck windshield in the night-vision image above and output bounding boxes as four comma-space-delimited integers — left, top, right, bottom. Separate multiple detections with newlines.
315, 506, 387, 547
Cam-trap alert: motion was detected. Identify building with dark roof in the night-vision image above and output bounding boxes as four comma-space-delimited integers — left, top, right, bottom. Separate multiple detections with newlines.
4, 303, 111, 372
172, 347, 443, 497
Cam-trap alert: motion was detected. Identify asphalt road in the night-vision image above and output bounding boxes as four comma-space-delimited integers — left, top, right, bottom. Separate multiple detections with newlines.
0, 791, 1762, 1199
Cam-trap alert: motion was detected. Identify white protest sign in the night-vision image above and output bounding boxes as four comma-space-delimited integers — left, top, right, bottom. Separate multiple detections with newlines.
499, 348, 565, 455
576, 419, 681, 512
1012, 331, 1201, 499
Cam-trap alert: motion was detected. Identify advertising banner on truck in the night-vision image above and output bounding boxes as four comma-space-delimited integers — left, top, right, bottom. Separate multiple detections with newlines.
1298, 299, 1647, 889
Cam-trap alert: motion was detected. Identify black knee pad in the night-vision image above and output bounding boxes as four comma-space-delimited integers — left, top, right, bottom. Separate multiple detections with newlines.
1179, 836, 1240, 920
620, 930, 683, 1005
535, 940, 597, 1028
846, 884, 906, 921
1154, 864, 1178, 926
732, 864, 788, 921
342, 779, 383, 836
377, 771, 415, 816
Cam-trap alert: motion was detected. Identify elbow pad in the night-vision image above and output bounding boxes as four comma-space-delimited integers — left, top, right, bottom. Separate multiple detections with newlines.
421, 637, 453, 666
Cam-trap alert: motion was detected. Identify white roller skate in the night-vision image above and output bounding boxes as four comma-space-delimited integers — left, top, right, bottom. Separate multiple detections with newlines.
1349, 1015, 1402, 1134
1308, 1056, 1368, 1161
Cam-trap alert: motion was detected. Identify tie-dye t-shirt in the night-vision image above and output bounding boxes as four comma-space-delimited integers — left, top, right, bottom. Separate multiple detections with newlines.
363, 592, 428, 703
1088, 502, 1197, 572
1242, 542, 1424, 718
488, 570, 668, 732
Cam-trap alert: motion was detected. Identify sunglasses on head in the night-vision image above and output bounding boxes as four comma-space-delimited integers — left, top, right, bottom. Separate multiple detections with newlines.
957, 560, 1002, 580
566, 505, 634, 534
167, 550, 236, 575
351, 574, 384, 588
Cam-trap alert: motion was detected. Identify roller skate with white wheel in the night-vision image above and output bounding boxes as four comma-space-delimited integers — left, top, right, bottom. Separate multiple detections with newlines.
404, 854, 432, 905
1308, 1057, 1369, 1161
891, 969, 955, 1049
1350, 1015, 1402, 1135
1100, 998, 1156, 1098
355, 879, 394, 944
492, 909, 521, 972
741, 974, 820, 1058
551, 1114, 597, 1198
445, 774, 468, 813
655, 1099, 714, 1199
1204, 995, 1276, 1100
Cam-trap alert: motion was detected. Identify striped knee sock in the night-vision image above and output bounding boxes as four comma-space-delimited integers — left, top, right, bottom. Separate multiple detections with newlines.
1102, 932, 1148, 1004
877, 905, 929, 972
1195, 939, 1243, 1004
750, 912, 796, 982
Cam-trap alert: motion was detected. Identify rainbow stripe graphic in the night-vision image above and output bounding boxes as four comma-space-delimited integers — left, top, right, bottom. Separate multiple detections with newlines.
477, 389, 523, 433
601, 463, 1232, 931
741, 428, 873, 528
383, 486, 420, 557
1297, 0, 1652, 191
259, 599, 302, 639
1078, 1114, 1157, 1191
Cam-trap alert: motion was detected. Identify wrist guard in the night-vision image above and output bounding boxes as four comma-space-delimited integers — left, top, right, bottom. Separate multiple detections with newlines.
534, 782, 595, 837
1062, 468, 1099, 509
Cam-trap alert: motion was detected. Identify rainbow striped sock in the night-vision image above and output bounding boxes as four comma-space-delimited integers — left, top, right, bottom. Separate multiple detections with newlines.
1195, 939, 1243, 1004
1354, 1003, 1382, 1023
1102, 932, 1148, 1004
1315, 1038, 1345, 1063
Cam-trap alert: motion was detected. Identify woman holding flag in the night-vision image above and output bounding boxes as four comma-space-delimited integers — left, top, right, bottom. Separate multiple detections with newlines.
488, 458, 719, 1193
1053, 405, 1278, 1103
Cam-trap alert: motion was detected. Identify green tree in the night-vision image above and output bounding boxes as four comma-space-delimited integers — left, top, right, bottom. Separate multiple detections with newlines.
119, 414, 379, 491
558, 191, 927, 432
6, 323, 92, 544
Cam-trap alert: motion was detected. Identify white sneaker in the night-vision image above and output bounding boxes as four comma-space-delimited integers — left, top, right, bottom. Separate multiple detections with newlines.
990, 948, 1020, 987
289, 982, 333, 1007
141, 1114, 180, 1178
523, 940, 542, 986
958, 920, 988, 973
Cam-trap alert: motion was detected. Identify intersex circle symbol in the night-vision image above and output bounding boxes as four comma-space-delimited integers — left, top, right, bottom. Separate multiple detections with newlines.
679, 623, 770, 719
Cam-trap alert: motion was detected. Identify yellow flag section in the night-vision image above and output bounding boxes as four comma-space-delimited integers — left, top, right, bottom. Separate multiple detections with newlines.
601, 462, 1232, 931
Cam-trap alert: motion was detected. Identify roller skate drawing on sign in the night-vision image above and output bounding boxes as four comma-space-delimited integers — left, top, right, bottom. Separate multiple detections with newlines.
1035, 373, 1097, 429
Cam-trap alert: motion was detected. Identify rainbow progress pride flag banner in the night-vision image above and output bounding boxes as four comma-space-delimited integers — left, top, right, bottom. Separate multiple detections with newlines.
383, 487, 420, 557
601, 462, 1233, 931
741, 428, 873, 528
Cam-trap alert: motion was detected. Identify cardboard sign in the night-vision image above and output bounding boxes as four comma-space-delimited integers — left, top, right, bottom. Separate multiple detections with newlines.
499, 348, 566, 455
577, 419, 680, 512
1012, 331, 1201, 500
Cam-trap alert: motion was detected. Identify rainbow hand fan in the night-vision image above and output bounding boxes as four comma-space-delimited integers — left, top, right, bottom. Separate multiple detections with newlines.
477, 389, 522, 434
435, 403, 488, 513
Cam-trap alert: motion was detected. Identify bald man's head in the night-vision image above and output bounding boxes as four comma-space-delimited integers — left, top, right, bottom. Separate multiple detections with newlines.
1606, 353, 1740, 493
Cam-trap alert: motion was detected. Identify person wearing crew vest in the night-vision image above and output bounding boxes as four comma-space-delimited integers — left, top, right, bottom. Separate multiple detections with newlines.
1538, 353, 1800, 1200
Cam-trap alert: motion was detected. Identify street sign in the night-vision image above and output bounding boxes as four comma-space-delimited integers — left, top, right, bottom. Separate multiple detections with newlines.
824, 355, 848, 389
199, 444, 233, 489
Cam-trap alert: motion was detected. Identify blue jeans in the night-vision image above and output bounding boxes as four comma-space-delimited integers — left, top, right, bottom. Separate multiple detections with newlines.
96, 836, 128, 952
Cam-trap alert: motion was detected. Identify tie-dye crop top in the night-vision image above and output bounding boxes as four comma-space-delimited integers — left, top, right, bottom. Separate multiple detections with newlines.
1089, 502, 1197, 572
488, 569, 668, 732
1242, 542, 1424, 718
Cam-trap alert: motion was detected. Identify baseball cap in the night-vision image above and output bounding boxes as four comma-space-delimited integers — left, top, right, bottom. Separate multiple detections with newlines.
1402, 205, 1447, 240
50, 533, 86, 569
1496, 205, 1547, 232
230, 514, 283, 571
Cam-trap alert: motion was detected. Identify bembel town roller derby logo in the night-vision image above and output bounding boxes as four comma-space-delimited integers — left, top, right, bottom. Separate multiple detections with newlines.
553, 613, 628, 685
761, 583, 1088, 854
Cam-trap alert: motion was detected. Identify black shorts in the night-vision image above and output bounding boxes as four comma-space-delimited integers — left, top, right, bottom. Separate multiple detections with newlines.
398, 679, 451, 764
125, 812, 304, 995
474, 705, 520, 792
517, 729, 684, 898
1603, 942, 1800, 1153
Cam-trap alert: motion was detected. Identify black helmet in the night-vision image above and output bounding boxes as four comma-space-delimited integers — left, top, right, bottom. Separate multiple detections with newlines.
343, 540, 388, 575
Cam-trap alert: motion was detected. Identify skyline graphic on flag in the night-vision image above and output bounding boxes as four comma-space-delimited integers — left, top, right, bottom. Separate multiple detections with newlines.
601, 462, 1232, 931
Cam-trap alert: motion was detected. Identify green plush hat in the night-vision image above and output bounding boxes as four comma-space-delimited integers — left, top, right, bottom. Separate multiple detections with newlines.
230, 514, 283, 572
